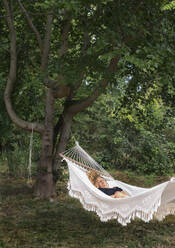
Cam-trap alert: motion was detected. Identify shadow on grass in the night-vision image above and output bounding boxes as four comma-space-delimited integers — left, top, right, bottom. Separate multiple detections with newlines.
0, 176, 175, 248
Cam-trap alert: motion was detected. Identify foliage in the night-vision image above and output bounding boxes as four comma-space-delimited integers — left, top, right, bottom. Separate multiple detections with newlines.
72, 86, 175, 175
1, 83, 175, 177
0, 125, 41, 177
162, 0, 175, 10
1, 0, 175, 182
2, 0, 175, 116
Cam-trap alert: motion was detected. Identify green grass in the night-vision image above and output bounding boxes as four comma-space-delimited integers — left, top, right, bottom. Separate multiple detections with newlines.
0, 170, 175, 248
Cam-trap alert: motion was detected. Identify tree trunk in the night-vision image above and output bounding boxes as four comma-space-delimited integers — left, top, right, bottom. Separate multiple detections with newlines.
53, 111, 73, 172
34, 88, 55, 199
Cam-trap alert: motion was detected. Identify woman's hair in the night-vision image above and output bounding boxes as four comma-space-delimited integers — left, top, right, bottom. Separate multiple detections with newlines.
87, 170, 100, 187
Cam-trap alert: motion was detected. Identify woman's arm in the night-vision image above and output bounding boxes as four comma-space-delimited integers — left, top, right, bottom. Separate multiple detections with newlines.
112, 191, 129, 198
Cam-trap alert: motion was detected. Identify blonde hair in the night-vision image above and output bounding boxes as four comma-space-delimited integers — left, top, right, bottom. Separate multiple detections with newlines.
87, 170, 101, 187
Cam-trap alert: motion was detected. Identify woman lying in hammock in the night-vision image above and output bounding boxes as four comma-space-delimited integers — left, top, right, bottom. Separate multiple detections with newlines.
87, 171, 129, 198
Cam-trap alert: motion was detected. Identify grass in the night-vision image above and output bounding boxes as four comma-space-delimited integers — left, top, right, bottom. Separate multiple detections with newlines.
0, 169, 175, 248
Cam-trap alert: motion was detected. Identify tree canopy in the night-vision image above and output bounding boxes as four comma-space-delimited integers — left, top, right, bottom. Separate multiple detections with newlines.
1, 0, 175, 198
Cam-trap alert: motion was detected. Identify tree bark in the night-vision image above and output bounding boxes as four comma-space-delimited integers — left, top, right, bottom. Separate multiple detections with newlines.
3, 0, 44, 134
34, 88, 55, 198
52, 55, 120, 182
17, 0, 43, 54
33, 11, 54, 199
53, 110, 73, 171
53, 114, 64, 153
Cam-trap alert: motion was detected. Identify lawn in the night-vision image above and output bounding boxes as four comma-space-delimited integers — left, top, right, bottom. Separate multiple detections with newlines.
0, 170, 175, 248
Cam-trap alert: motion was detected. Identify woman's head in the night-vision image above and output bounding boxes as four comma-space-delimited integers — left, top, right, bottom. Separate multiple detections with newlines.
96, 176, 108, 188
87, 170, 108, 188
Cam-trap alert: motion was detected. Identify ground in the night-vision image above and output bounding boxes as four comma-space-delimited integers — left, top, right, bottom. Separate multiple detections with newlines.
0, 170, 175, 248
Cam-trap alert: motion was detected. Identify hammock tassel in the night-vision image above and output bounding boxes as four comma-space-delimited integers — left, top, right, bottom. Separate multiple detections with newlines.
60, 142, 175, 226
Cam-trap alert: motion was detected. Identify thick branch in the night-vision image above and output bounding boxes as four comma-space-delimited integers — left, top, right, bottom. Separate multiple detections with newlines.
66, 30, 90, 98
3, 0, 44, 134
53, 114, 64, 153
53, 111, 73, 171
58, 12, 70, 58
17, 0, 43, 53
81, 30, 90, 56
44, 78, 57, 89
68, 55, 120, 114
70, 71, 85, 98
41, 12, 54, 71
2, 0, 16, 79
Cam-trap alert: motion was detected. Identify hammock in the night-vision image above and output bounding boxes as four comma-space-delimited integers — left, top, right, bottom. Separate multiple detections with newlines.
60, 142, 175, 226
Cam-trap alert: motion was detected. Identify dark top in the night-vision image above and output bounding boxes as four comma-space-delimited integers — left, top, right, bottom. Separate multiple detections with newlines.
99, 187, 122, 196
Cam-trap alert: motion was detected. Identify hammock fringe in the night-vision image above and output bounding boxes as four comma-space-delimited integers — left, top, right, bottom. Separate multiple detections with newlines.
68, 184, 165, 225
61, 143, 175, 226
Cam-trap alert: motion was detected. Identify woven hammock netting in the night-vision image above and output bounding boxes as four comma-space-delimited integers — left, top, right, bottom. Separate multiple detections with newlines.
60, 141, 112, 179
60, 141, 175, 226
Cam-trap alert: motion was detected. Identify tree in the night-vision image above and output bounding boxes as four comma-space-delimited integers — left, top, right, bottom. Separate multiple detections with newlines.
72, 83, 175, 176
2, 0, 174, 198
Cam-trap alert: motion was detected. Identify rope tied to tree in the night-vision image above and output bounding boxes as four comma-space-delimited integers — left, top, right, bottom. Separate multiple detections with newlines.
28, 124, 33, 184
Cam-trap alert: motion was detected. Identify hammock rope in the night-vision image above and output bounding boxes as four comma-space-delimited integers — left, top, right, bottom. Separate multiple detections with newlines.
28, 124, 33, 183
59, 141, 113, 179
60, 141, 175, 226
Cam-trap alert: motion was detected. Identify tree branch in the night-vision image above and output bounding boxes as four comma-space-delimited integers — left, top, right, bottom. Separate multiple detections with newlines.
69, 71, 85, 99
68, 54, 120, 114
17, 0, 43, 53
119, 0, 144, 46
2, 0, 44, 134
65, 1, 143, 114
81, 30, 90, 56
41, 11, 54, 71
58, 11, 70, 58
133, 0, 144, 15
53, 114, 64, 153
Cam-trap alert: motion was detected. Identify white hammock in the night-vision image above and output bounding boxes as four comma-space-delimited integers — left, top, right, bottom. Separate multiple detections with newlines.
60, 142, 175, 226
